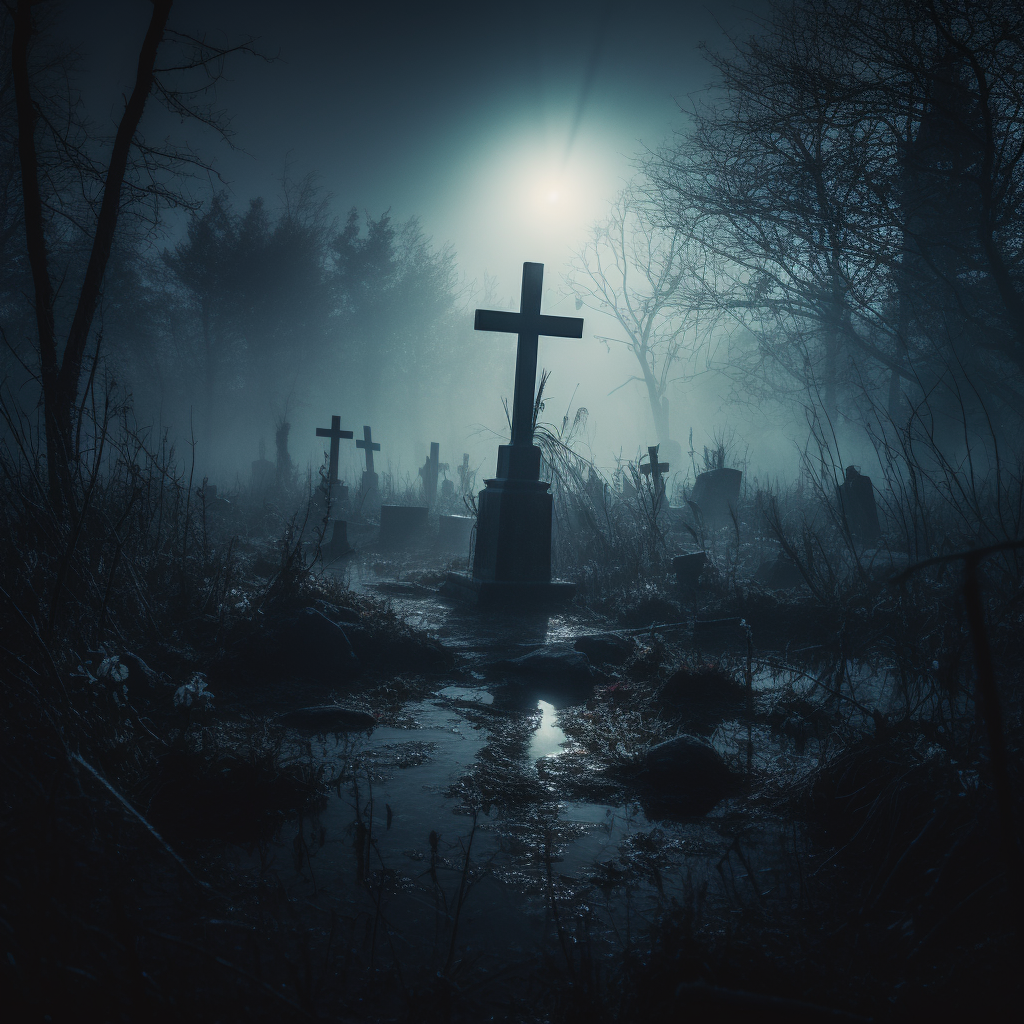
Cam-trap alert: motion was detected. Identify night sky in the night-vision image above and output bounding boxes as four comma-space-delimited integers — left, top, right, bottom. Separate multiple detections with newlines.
69, 1, 764, 289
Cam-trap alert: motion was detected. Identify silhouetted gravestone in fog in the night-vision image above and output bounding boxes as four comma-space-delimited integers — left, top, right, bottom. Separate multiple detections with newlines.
441, 477, 455, 501
419, 442, 440, 505
836, 466, 881, 547
251, 438, 274, 494
457, 453, 474, 496
276, 419, 294, 491
640, 444, 669, 501
379, 505, 428, 548
690, 462, 742, 527
356, 425, 380, 502
316, 415, 353, 507
444, 261, 583, 605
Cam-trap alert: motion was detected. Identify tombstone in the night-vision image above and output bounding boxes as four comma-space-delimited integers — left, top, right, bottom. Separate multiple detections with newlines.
251, 436, 275, 493
276, 419, 294, 491
457, 453, 476, 496
356, 425, 380, 502
438, 514, 475, 552
620, 470, 637, 502
443, 262, 583, 606
419, 442, 440, 505
836, 466, 881, 547
689, 467, 742, 527
639, 444, 670, 502
316, 415, 353, 510
441, 478, 455, 501
379, 505, 428, 549
321, 520, 353, 561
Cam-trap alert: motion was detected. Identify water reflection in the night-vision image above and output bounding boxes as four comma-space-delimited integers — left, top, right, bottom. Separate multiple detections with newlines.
528, 700, 568, 760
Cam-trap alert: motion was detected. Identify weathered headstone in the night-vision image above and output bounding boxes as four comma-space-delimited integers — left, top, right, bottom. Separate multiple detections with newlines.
316, 415, 353, 508
379, 505, 428, 549
356, 425, 381, 502
441, 478, 455, 501
689, 467, 742, 527
276, 419, 294, 491
438, 514, 475, 552
457, 453, 475, 496
251, 438, 275, 493
836, 466, 881, 547
419, 442, 440, 505
444, 262, 583, 606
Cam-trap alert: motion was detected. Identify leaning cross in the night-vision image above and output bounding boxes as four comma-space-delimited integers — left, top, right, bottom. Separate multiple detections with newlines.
640, 445, 670, 491
315, 416, 353, 487
474, 262, 583, 447
356, 425, 380, 474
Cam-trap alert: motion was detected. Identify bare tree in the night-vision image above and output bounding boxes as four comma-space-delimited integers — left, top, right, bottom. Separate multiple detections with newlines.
9, 0, 258, 504
566, 188, 715, 462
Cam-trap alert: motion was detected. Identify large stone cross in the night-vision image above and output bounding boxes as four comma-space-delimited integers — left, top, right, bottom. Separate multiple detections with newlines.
474, 262, 583, 450
356, 425, 380, 474
315, 415, 353, 487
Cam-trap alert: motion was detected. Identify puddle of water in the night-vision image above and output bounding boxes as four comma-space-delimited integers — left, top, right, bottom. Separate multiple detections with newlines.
528, 700, 568, 760
439, 685, 493, 705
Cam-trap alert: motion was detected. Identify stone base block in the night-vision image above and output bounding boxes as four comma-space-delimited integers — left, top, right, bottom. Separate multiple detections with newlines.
379, 504, 428, 549
442, 572, 576, 607
438, 514, 475, 552
472, 477, 552, 582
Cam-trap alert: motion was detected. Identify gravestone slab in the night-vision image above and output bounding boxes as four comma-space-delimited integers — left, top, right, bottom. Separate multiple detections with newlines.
673, 551, 709, 590
438, 514, 475, 552
379, 505, 428, 549
836, 466, 881, 547
689, 467, 742, 527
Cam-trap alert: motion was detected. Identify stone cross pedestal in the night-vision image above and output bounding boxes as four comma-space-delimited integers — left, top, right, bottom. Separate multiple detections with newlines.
444, 262, 583, 607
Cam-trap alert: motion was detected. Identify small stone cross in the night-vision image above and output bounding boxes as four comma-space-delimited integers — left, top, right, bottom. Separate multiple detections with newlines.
315, 415, 353, 487
356, 425, 380, 474
640, 445, 670, 491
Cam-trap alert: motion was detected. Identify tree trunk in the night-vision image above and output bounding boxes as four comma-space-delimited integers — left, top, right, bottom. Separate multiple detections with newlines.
12, 0, 174, 505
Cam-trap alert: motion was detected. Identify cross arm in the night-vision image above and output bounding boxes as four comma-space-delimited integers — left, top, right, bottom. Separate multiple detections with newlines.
474, 309, 584, 339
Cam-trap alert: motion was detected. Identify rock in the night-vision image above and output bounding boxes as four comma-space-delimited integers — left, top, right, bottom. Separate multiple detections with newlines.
492, 644, 595, 682
314, 599, 361, 625
753, 553, 806, 591
573, 633, 634, 666
277, 705, 376, 733
660, 665, 748, 733
639, 735, 738, 814
673, 551, 709, 590
246, 607, 358, 684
